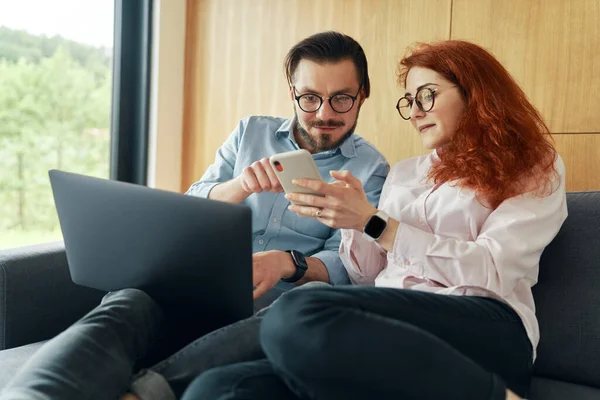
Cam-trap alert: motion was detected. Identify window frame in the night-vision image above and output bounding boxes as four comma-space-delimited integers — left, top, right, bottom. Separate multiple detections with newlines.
110, 0, 153, 185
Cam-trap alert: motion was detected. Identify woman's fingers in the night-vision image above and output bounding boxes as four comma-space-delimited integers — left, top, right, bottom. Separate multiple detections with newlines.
291, 178, 330, 193
285, 193, 328, 208
292, 172, 363, 198
288, 204, 323, 218
331, 180, 349, 188
330, 170, 362, 189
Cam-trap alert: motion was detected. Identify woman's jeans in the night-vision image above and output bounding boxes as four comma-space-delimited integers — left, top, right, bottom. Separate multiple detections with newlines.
183, 286, 533, 400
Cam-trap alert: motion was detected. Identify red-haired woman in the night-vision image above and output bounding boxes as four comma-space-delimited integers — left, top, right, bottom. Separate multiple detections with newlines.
187, 41, 567, 400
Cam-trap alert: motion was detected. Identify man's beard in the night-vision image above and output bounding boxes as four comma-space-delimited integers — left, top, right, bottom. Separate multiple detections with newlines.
294, 108, 360, 153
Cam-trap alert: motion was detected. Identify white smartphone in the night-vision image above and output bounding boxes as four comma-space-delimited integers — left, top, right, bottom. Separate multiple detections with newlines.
270, 149, 324, 205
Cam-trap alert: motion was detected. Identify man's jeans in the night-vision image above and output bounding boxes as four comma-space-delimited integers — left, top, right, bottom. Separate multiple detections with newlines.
0, 283, 328, 400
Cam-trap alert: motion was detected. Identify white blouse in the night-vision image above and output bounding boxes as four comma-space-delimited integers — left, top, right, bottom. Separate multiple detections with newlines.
340, 151, 568, 356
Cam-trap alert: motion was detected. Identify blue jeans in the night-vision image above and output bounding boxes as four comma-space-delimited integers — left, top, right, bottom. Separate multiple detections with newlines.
0, 284, 323, 400
184, 286, 532, 400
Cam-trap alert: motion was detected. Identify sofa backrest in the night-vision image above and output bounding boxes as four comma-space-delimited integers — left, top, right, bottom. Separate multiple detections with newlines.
533, 191, 600, 387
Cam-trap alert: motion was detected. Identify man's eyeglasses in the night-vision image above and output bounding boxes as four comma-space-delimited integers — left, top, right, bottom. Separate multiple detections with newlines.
293, 86, 362, 114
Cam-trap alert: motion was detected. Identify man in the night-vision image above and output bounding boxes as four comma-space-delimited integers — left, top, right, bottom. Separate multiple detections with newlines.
185, 33, 387, 304
0, 31, 388, 400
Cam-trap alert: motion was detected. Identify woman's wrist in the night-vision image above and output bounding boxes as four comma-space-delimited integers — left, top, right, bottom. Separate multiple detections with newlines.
357, 206, 378, 232
376, 217, 399, 252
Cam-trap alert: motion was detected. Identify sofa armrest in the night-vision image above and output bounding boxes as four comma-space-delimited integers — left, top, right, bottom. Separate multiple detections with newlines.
0, 241, 105, 350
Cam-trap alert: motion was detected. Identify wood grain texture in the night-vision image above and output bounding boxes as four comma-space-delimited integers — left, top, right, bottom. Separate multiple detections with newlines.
451, 0, 600, 133
552, 133, 600, 192
181, 0, 452, 190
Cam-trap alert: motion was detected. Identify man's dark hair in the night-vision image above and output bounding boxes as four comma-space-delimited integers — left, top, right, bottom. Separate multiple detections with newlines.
284, 31, 370, 98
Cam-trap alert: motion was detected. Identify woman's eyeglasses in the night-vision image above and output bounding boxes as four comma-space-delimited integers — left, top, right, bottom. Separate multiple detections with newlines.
396, 87, 438, 120
396, 86, 458, 120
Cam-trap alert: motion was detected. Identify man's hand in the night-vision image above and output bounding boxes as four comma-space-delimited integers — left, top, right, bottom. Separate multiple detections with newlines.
237, 158, 283, 195
253, 250, 295, 300
208, 158, 283, 203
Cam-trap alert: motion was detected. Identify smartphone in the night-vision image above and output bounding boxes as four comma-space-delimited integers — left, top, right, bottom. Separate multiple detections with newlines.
270, 149, 325, 204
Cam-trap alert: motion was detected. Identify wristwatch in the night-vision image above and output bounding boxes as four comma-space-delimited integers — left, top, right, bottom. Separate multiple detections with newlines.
362, 210, 389, 241
282, 250, 308, 283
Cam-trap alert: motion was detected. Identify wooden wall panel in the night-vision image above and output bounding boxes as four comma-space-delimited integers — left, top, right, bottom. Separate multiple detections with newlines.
552, 134, 600, 192
451, 0, 600, 134
182, 0, 451, 190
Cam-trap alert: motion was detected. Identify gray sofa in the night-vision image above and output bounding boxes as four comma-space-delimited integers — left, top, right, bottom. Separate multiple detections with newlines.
0, 242, 105, 389
1, 192, 599, 398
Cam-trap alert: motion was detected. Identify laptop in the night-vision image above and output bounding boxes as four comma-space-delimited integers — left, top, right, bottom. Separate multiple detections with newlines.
48, 169, 253, 328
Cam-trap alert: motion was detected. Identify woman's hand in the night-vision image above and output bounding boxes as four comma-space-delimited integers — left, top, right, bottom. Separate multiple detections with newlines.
286, 170, 377, 232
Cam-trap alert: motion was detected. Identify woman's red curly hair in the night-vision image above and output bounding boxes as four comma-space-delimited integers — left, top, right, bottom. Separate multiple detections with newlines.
398, 41, 558, 209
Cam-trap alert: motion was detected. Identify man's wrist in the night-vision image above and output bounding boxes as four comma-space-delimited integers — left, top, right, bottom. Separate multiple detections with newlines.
233, 176, 252, 197
208, 178, 251, 203
281, 251, 297, 279
281, 250, 308, 283
229, 176, 251, 203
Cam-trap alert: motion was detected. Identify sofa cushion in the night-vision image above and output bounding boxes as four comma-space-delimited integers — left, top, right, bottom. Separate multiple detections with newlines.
0, 241, 105, 350
533, 191, 600, 388
0, 341, 46, 390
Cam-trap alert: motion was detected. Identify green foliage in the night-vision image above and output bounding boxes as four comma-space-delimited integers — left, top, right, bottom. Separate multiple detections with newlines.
0, 27, 111, 240
0, 26, 111, 69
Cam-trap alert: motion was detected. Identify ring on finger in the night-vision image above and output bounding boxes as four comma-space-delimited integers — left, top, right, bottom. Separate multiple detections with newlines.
315, 209, 323, 218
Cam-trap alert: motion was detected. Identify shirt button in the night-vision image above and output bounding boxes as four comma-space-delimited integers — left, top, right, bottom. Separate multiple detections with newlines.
258, 239, 264, 245
272, 218, 278, 223
404, 259, 410, 266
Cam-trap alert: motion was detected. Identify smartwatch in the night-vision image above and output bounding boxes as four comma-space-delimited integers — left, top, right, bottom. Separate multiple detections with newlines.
282, 250, 308, 283
362, 210, 389, 241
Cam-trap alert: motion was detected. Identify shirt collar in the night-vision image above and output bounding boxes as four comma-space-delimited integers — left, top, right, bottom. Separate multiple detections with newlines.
275, 117, 296, 139
275, 117, 357, 159
337, 135, 357, 158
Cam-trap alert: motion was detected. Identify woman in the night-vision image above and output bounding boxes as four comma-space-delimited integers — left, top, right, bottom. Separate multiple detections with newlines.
184, 40, 567, 400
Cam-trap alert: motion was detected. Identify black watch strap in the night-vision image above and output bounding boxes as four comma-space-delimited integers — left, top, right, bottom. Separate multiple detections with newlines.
282, 250, 308, 283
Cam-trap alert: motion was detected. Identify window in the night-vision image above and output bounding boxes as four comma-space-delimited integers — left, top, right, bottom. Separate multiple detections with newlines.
0, 0, 152, 250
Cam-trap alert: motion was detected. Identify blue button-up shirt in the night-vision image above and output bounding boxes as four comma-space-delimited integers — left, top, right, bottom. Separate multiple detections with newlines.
186, 116, 388, 287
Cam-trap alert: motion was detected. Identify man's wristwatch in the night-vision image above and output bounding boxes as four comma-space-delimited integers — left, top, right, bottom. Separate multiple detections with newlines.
282, 250, 308, 283
362, 210, 390, 241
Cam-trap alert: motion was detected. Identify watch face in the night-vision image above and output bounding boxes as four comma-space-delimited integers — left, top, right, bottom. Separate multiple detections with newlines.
290, 250, 308, 269
282, 250, 308, 283
365, 215, 387, 238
